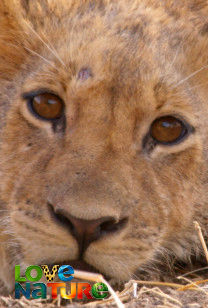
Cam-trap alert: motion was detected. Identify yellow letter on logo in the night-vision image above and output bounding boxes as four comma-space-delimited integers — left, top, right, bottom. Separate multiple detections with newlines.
41, 265, 60, 282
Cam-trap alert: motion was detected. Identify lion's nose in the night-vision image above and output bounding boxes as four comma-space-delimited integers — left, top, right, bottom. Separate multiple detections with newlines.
67, 215, 117, 256
48, 204, 128, 257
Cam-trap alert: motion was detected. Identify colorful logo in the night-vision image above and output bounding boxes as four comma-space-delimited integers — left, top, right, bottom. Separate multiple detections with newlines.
15, 265, 109, 300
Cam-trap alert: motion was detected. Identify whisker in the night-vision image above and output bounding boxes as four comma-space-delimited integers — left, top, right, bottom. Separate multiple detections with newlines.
23, 20, 66, 68
173, 64, 208, 88
167, 42, 183, 73
40, 31, 67, 68
24, 46, 57, 70
185, 81, 208, 91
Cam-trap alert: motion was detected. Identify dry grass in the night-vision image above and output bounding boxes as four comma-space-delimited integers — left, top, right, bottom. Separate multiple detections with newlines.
0, 221, 207, 307
0, 275, 208, 307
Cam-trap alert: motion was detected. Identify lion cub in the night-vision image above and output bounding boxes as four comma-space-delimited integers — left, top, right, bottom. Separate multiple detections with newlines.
0, 0, 208, 293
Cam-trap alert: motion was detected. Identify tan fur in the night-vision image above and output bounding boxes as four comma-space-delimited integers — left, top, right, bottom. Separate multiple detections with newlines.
0, 0, 208, 293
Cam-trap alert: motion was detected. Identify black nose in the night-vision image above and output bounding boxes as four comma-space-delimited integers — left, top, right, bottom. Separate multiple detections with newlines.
48, 204, 128, 257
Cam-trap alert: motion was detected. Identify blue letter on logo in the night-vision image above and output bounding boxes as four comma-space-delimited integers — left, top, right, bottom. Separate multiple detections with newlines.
15, 282, 30, 299
58, 265, 74, 282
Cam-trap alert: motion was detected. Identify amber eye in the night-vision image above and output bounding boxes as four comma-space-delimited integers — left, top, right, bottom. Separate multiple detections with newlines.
150, 116, 187, 144
29, 93, 64, 120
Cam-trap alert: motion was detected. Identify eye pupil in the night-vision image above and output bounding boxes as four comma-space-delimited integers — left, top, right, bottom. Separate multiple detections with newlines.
151, 116, 186, 144
31, 93, 64, 120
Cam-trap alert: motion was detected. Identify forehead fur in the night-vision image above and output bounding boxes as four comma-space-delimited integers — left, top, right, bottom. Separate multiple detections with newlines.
1, 0, 208, 77
0, 0, 208, 137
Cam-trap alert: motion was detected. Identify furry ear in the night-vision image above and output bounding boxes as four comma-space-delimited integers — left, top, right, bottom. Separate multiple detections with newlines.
0, 0, 26, 80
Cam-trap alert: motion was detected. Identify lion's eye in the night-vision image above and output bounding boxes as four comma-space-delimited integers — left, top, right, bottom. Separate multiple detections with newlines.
150, 116, 187, 144
29, 93, 64, 120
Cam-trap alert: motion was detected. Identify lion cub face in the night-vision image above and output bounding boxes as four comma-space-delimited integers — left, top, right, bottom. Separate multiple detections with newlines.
0, 0, 208, 284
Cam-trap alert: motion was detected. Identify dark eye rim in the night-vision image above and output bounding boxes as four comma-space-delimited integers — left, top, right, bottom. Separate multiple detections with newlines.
22, 89, 65, 122
149, 115, 194, 146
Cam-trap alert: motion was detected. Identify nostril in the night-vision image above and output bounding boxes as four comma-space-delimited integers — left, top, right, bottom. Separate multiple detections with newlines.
100, 218, 128, 235
48, 203, 74, 232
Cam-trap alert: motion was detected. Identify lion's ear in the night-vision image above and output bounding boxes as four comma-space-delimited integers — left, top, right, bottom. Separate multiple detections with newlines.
0, 0, 26, 80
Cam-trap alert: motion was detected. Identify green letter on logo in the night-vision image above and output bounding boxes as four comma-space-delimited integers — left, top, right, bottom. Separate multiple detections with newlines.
15, 265, 26, 282
25, 266, 42, 282
92, 282, 108, 299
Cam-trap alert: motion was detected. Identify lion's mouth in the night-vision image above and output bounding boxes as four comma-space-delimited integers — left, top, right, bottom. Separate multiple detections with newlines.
47, 260, 100, 274
62, 260, 100, 273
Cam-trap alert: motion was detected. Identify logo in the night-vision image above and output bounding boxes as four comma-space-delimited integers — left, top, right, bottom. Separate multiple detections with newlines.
15, 265, 109, 300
